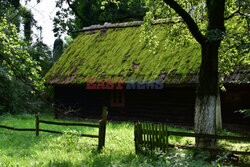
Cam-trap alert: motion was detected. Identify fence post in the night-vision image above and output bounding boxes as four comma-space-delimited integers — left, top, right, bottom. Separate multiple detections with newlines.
36, 113, 40, 136
98, 106, 108, 150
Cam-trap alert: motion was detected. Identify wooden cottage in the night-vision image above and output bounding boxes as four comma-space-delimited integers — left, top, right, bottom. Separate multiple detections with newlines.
45, 21, 250, 131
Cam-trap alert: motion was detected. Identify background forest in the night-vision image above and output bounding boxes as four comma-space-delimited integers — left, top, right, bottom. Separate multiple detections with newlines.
0, 0, 148, 115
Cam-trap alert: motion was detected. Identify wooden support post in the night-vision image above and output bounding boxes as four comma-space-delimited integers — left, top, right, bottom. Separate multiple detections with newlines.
98, 106, 108, 150
36, 113, 40, 136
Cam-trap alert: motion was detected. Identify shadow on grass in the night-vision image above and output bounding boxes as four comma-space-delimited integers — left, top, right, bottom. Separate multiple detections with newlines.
45, 160, 74, 167
42, 151, 140, 167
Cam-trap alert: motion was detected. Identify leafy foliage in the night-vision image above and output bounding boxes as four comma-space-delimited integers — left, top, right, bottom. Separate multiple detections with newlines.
0, 0, 38, 41
53, 0, 147, 37
0, 0, 54, 115
63, 36, 73, 49
139, 0, 249, 88
28, 41, 53, 76
0, 67, 45, 114
219, 16, 250, 88
0, 17, 44, 91
0, 1, 54, 115
21, 7, 34, 42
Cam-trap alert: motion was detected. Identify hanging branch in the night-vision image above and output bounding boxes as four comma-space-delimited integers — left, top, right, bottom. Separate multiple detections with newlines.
66, 0, 85, 22
163, 0, 205, 45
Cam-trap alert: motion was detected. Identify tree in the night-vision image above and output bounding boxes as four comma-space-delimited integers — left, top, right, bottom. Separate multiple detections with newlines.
53, 0, 147, 37
160, 0, 249, 148
0, 17, 44, 92
0, 0, 56, 114
28, 41, 53, 76
22, 7, 34, 43
105, 0, 249, 148
52, 38, 64, 62
63, 36, 73, 49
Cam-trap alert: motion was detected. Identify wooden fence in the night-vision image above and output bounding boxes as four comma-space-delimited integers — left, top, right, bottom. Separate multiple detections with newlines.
0, 106, 108, 150
134, 122, 250, 155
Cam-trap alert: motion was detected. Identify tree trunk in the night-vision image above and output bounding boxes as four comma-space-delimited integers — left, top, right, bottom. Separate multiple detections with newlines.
194, 42, 220, 148
194, 95, 217, 148
194, 0, 225, 148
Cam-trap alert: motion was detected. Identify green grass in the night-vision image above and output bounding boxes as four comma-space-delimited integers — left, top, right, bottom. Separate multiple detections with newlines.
0, 113, 249, 167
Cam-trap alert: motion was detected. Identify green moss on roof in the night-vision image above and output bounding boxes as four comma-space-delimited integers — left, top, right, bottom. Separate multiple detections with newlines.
45, 24, 202, 85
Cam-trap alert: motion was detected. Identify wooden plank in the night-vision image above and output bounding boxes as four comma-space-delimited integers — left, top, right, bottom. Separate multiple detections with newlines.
152, 124, 156, 150
39, 120, 99, 128
156, 124, 160, 148
147, 123, 150, 150
155, 124, 159, 150
143, 123, 147, 155
161, 124, 164, 152
0, 125, 98, 138
139, 129, 250, 142
141, 123, 144, 145
137, 122, 142, 153
165, 125, 169, 152
145, 123, 149, 149
162, 124, 166, 152
139, 123, 143, 153
147, 123, 151, 154
0, 125, 35, 131
154, 124, 158, 149
158, 124, 162, 150
134, 122, 249, 156
134, 123, 138, 154
144, 123, 146, 153
149, 123, 152, 153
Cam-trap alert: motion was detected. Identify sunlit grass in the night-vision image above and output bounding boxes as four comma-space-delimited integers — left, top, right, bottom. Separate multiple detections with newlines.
0, 113, 249, 167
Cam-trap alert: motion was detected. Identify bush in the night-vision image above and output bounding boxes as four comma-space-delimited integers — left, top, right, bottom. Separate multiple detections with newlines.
0, 66, 48, 114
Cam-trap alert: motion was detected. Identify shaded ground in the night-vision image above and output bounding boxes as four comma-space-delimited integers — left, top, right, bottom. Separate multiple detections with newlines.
0, 113, 249, 167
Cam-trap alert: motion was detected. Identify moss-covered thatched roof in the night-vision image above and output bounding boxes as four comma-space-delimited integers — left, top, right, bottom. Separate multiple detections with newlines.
45, 22, 249, 85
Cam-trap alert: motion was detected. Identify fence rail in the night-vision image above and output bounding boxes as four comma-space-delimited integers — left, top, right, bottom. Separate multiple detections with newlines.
0, 106, 108, 150
168, 131, 250, 141
38, 120, 99, 128
134, 122, 250, 155
0, 125, 35, 132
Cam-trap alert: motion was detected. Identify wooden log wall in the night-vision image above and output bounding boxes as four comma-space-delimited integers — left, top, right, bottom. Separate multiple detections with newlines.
53, 85, 250, 130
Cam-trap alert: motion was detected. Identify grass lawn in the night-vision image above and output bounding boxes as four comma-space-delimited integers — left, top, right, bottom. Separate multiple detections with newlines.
0, 113, 249, 167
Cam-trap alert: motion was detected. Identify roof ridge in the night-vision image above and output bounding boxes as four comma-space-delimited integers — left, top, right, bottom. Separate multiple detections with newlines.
73, 18, 182, 33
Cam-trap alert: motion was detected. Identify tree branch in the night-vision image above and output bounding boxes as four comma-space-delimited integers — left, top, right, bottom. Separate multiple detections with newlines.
66, 0, 85, 22
224, 10, 239, 20
224, 5, 247, 20
163, 0, 205, 45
